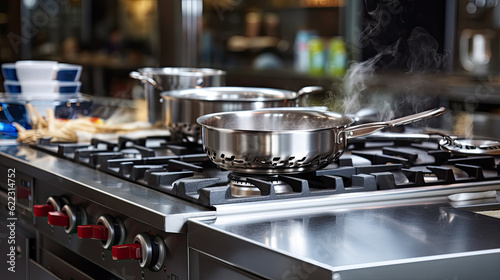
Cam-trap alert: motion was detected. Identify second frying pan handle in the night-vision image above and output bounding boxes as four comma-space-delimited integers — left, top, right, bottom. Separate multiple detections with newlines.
342, 107, 446, 140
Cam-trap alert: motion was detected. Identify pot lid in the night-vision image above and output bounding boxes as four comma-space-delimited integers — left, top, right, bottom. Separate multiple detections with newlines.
138, 67, 225, 76
161, 87, 299, 102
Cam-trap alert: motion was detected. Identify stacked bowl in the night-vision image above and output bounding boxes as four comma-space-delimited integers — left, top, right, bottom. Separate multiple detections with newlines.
2, 60, 82, 99
1, 61, 87, 137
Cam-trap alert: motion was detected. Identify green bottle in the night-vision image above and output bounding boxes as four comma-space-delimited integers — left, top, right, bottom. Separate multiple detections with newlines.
308, 37, 324, 76
326, 37, 347, 77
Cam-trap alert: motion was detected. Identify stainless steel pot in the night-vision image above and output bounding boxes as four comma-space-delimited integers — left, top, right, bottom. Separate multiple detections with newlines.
130, 67, 226, 127
196, 107, 446, 174
161, 86, 324, 141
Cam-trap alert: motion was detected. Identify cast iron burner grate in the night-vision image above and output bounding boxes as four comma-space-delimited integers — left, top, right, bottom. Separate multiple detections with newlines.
166, 156, 500, 206
32, 136, 204, 166
29, 135, 500, 207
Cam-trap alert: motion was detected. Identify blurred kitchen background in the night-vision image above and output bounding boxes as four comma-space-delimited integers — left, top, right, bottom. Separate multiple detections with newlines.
1, 0, 500, 137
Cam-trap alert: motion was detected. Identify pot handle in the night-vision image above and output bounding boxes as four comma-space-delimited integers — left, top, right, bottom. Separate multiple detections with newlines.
129, 71, 164, 91
342, 107, 446, 140
297, 86, 324, 97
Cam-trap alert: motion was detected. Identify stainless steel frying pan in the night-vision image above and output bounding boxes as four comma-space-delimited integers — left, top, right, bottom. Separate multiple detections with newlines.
196, 107, 446, 174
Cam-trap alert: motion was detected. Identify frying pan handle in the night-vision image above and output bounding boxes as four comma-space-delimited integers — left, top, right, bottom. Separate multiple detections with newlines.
129, 71, 164, 91
343, 107, 446, 139
297, 86, 324, 97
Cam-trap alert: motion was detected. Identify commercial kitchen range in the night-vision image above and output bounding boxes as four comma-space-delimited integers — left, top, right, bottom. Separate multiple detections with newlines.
2, 122, 500, 279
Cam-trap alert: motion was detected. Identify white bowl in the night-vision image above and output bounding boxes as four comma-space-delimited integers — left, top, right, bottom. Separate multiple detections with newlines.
3, 61, 83, 82
15, 60, 58, 82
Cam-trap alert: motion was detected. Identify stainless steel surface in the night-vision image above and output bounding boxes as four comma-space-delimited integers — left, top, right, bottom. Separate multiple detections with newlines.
131, 67, 226, 127
448, 190, 498, 201
213, 180, 500, 217
0, 144, 214, 233
189, 195, 500, 279
197, 107, 445, 174
161, 86, 323, 141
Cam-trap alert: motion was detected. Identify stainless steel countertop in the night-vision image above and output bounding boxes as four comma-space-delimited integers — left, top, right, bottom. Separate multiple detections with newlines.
189, 198, 500, 279
0, 143, 214, 233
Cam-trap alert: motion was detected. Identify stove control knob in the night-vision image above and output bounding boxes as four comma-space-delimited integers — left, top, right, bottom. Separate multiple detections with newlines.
112, 243, 142, 260
34, 196, 63, 217
111, 232, 166, 272
48, 204, 88, 234
34, 204, 55, 217
47, 210, 69, 227
78, 225, 108, 240
77, 215, 126, 249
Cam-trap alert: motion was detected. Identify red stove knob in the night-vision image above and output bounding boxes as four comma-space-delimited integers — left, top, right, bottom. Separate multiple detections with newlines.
47, 204, 88, 233
33, 204, 55, 217
112, 243, 142, 260
77, 225, 108, 240
34, 196, 64, 217
77, 215, 126, 249
111, 232, 166, 272
47, 211, 69, 227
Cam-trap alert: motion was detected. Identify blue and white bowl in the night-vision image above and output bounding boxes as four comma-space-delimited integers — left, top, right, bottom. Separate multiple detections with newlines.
4, 80, 81, 97
56, 63, 82, 82
3, 80, 21, 94
2, 61, 82, 82
1, 63, 18, 81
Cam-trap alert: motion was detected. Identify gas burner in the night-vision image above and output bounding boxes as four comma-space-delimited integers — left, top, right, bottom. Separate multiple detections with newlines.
228, 173, 293, 197
439, 138, 500, 155
119, 148, 142, 158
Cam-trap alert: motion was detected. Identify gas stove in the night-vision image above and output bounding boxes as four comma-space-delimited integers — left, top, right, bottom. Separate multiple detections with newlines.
1, 131, 500, 279
27, 133, 500, 205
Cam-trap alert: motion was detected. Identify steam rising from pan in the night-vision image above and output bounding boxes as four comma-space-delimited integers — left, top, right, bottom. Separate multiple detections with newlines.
331, 1, 449, 126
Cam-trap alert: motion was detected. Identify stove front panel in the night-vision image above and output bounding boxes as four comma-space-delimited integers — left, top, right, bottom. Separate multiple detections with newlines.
0, 144, 213, 280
